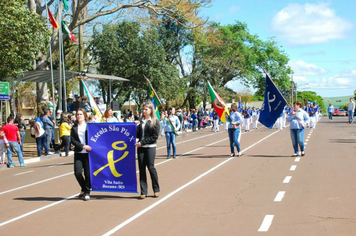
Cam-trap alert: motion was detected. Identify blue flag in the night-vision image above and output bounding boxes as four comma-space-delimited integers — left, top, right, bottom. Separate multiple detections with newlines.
87, 123, 137, 193
258, 74, 287, 129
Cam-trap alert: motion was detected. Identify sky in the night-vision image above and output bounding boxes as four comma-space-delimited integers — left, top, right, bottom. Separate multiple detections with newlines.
199, 0, 356, 98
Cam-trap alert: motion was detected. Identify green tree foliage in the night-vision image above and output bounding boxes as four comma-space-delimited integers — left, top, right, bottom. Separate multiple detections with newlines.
297, 91, 325, 111
0, 0, 49, 79
90, 21, 180, 107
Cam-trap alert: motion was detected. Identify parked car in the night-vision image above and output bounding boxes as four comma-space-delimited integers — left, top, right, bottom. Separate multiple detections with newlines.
333, 109, 347, 116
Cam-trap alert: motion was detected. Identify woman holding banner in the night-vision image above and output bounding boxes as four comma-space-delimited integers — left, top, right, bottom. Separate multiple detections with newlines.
136, 101, 160, 199
71, 108, 92, 201
286, 101, 310, 157
227, 103, 243, 157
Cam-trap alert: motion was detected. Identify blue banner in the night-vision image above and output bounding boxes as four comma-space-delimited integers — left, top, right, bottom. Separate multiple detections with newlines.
258, 74, 287, 129
87, 123, 137, 193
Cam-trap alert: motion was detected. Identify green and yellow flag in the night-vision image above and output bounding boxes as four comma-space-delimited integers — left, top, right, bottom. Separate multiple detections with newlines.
148, 85, 160, 120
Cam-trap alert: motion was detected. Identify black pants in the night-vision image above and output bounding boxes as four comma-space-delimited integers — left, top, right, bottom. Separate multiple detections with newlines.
74, 153, 91, 193
56, 136, 70, 155
137, 147, 159, 195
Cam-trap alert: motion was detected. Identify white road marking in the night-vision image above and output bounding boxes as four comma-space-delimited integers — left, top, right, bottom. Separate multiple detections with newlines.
0, 128, 281, 230
304, 142, 308, 145
102, 130, 282, 235
258, 215, 274, 232
14, 170, 34, 176
295, 157, 300, 162
283, 176, 292, 183
0, 194, 77, 227
274, 191, 286, 201
305, 139, 309, 142
0, 172, 73, 196
290, 165, 297, 171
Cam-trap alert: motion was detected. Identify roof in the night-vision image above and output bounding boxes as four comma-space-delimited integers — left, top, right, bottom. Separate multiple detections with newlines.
6, 70, 129, 83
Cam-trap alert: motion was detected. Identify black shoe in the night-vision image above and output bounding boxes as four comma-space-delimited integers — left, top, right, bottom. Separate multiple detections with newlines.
166, 155, 171, 159
78, 191, 85, 198
173, 155, 177, 159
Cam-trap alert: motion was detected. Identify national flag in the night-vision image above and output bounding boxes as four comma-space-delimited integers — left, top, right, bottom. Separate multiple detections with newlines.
258, 74, 287, 129
81, 79, 103, 122
47, 9, 59, 28
148, 85, 161, 120
60, 0, 69, 11
61, 20, 77, 43
207, 81, 230, 122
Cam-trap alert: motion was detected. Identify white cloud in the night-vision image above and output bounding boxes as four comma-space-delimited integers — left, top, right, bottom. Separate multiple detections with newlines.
228, 5, 239, 15
271, 3, 353, 45
289, 59, 327, 76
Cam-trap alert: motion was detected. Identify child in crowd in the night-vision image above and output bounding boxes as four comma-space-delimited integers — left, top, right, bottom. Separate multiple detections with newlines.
55, 114, 72, 156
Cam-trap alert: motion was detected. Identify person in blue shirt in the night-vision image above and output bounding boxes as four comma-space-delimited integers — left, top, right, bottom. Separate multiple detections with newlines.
286, 101, 310, 157
163, 107, 180, 159
327, 103, 334, 120
226, 103, 243, 157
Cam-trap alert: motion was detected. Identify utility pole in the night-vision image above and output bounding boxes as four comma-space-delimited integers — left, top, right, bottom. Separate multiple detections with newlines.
291, 76, 294, 104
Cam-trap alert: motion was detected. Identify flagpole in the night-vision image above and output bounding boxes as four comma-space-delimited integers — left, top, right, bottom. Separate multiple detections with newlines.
58, 0, 63, 111
61, 36, 67, 112
45, 3, 56, 116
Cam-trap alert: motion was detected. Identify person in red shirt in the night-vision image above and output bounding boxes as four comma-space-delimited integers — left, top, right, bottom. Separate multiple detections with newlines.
0, 117, 25, 168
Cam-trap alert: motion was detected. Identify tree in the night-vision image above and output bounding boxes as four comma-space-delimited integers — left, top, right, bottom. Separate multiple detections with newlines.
0, 0, 49, 79
297, 91, 325, 111
90, 21, 180, 108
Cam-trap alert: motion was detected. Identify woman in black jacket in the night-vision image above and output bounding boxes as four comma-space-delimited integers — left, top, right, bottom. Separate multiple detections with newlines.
136, 101, 160, 199
71, 108, 92, 201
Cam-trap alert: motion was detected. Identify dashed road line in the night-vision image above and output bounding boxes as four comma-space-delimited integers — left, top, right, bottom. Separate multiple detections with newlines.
274, 191, 286, 202
258, 215, 274, 232
290, 165, 297, 171
283, 176, 292, 183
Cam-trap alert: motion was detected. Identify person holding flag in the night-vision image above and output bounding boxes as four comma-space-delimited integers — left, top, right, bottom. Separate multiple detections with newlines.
286, 101, 309, 157
163, 107, 180, 159
226, 103, 243, 157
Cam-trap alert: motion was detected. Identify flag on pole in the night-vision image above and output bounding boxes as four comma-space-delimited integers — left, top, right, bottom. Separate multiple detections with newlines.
207, 81, 230, 122
148, 85, 161, 120
60, 0, 69, 11
258, 74, 287, 129
81, 79, 103, 122
47, 9, 59, 28
61, 20, 77, 43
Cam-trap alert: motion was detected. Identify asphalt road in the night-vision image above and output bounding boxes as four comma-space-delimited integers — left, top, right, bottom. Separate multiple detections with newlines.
0, 116, 355, 236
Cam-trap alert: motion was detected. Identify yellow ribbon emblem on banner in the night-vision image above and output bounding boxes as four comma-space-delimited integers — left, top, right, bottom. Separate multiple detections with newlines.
93, 141, 129, 177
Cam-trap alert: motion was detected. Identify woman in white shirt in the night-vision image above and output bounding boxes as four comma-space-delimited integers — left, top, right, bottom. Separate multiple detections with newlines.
104, 108, 119, 123
71, 108, 92, 201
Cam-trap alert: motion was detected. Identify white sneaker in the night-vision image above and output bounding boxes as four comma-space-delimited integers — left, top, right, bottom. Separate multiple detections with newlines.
84, 193, 90, 201
48, 152, 54, 155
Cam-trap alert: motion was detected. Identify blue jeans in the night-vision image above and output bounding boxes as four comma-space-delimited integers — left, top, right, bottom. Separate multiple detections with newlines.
19, 131, 26, 152
165, 131, 176, 156
348, 111, 354, 123
7, 141, 25, 165
228, 128, 241, 154
290, 129, 305, 154
328, 112, 333, 120
36, 133, 49, 156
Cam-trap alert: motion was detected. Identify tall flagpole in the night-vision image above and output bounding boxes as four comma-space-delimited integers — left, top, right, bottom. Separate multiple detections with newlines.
58, 0, 63, 111
45, 3, 56, 116
61, 36, 67, 112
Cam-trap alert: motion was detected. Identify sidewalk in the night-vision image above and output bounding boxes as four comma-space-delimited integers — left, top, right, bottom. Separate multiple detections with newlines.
0, 143, 65, 170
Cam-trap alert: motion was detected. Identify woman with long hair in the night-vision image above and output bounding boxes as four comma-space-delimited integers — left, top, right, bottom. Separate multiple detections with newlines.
136, 101, 160, 199
29, 119, 49, 157
227, 103, 243, 157
163, 107, 180, 159
104, 108, 119, 122
71, 108, 92, 201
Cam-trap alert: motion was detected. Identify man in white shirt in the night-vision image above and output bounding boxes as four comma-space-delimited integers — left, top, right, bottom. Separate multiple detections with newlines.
347, 98, 355, 124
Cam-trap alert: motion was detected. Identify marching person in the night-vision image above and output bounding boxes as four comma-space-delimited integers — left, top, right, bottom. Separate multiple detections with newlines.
227, 103, 243, 157
163, 107, 180, 159
251, 106, 259, 130
71, 108, 92, 201
136, 101, 160, 199
286, 101, 310, 157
